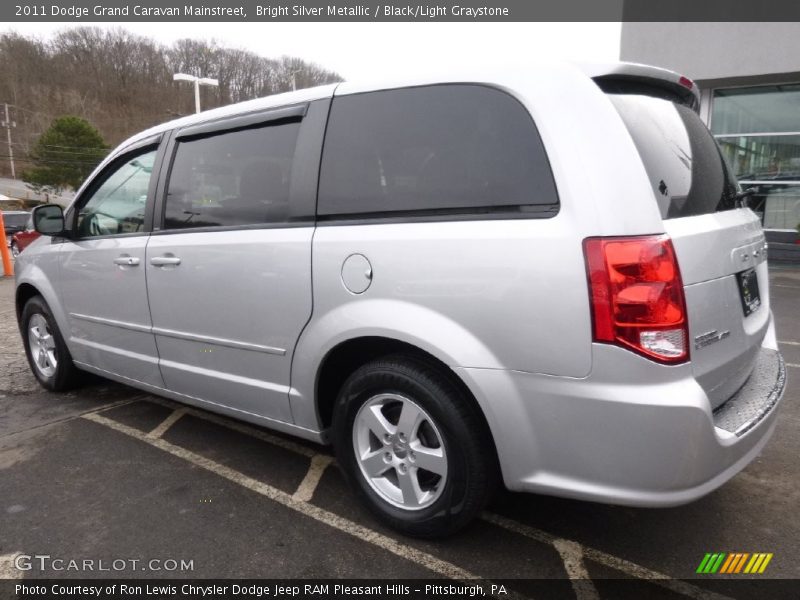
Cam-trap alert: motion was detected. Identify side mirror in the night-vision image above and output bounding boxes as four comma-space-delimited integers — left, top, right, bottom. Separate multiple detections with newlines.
32, 204, 66, 236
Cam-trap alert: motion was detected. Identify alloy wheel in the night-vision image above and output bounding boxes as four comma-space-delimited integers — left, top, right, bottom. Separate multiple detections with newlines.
352, 393, 448, 510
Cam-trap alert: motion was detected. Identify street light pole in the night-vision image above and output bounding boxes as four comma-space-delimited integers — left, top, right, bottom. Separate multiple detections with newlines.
173, 73, 219, 114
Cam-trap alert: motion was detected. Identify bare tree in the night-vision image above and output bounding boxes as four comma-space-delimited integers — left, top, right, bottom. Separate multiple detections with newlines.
0, 27, 343, 177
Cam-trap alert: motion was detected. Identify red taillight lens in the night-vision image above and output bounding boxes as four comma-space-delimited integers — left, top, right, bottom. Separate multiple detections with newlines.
678, 76, 695, 90
583, 235, 689, 364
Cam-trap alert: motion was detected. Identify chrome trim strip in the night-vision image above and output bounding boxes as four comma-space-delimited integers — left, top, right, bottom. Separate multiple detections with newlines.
70, 312, 152, 334
70, 312, 286, 356
152, 327, 286, 356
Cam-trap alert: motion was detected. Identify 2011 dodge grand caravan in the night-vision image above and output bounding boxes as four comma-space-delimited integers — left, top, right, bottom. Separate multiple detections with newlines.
16, 62, 787, 537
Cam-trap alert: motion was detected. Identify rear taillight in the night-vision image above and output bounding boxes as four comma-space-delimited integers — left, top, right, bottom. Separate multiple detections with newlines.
583, 235, 689, 364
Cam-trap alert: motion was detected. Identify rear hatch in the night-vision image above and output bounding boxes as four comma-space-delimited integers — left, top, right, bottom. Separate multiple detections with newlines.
606, 86, 770, 408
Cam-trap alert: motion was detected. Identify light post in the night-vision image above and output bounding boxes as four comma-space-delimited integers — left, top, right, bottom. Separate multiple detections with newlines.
173, 73, 219, 114
288, 69, 301, 91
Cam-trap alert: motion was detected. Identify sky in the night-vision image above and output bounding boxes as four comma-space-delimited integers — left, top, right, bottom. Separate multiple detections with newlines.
5, 22, 622, 80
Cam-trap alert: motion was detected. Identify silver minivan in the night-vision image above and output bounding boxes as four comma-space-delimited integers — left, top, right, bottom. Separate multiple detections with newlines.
16, 62, 787, 537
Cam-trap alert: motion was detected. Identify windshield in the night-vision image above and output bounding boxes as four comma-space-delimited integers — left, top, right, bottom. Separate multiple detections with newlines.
610, 94, 739, 219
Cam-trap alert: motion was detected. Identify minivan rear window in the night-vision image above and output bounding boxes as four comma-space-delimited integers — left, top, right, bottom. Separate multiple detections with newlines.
318, 84, 558, 218
609, 94, 739, 219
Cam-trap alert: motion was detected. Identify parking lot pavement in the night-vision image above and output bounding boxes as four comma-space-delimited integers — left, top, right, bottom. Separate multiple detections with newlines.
1, 269, 798, 596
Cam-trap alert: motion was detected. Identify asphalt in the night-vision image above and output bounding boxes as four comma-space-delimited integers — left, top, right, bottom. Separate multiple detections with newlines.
0, 267, 798, 597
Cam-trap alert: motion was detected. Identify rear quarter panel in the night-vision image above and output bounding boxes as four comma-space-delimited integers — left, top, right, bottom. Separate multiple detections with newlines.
292, 64, 670, 431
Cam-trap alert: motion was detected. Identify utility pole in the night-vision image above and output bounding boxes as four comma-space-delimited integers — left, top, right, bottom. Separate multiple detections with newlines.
2, 103, 15, 179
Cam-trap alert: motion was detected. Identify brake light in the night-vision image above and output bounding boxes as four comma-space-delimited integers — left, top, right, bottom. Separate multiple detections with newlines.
678, 76, 694, 90
583, 235, 689, 364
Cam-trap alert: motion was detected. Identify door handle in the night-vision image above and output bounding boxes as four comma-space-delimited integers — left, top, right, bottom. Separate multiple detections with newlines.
113, 255, 140, 266
150, 255, 181, 267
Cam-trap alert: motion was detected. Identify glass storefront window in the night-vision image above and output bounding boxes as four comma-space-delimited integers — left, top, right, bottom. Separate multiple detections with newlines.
716, 135, 800, 180
712, 84, 800, 135
712, 83, 800, 231
740, 184, 800, 230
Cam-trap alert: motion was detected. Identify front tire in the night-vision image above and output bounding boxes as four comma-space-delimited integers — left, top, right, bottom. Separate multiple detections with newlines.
21, 295, 81, 391
332, 355, 496, 537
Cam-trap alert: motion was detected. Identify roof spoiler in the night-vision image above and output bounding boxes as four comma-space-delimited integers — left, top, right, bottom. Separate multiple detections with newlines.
581, 62, 701, 113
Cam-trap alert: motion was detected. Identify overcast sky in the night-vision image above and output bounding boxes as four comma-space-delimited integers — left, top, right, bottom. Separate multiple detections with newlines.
5, 22, 621, 80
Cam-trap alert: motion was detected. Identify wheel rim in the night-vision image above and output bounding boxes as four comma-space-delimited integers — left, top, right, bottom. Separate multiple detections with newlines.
353, 393, 448, 511
28, 313, 58, 378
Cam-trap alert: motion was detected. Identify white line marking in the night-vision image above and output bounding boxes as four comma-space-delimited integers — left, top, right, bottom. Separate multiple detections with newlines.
552, 539, 600, 600
83, 412, 478, 581
0, 553, 20, 580
106, 397, 736, 598
293, 454, 334, 502
482, 512, 734, 600
787, 363, 800, 369
778, 340, 800, 346
146, 409, 186, 439
138, 397, 319, 458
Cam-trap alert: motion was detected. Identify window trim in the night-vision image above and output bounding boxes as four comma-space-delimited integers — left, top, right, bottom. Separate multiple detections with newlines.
316, 82, 560, 222
175, 103, 307, 140
154, 101, 328, 233
68, 138, 165, 240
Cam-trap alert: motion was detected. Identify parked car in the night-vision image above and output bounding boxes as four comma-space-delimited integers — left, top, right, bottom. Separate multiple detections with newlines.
2, 210, 30, 253
10, 216, 40, 257
15, 62, 786, 537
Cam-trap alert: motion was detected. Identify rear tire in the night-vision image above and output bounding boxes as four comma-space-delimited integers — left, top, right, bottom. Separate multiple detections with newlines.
332, 354, 497, 538
21, 295, 82, 391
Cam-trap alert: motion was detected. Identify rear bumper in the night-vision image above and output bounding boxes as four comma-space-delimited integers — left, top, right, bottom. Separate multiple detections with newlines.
457, 342, 786, 507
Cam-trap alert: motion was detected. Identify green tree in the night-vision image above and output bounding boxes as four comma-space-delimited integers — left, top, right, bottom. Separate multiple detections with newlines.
22, 116, 108, 192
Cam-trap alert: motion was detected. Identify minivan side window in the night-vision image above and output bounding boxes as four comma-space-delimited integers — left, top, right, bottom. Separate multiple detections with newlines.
318, 84, 558, 218
163, 122, 300, 230
76, 148, 157, 237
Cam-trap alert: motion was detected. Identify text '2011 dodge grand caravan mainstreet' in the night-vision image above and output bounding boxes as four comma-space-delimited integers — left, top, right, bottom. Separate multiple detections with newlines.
16, 62, 787, 537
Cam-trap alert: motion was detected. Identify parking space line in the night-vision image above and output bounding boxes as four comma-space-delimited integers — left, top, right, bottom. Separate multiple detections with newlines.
778, 340, 800, 346
293, 454, 334, 502
0, 553, 20, 580
552, 539, 600, 600
788, 363, 800, 369
482, 512, 733, 600
146, 408, 186, 439
82, 412, 480, 581
97, 398, 735, 598
0, 398, 138, 441
139, 397, 319, 458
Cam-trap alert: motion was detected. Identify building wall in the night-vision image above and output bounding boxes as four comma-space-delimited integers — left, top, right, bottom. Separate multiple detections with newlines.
620, 23, 800, 85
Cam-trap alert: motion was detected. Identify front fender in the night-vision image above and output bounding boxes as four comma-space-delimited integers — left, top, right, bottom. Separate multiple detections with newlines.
15, 247, 67, 339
